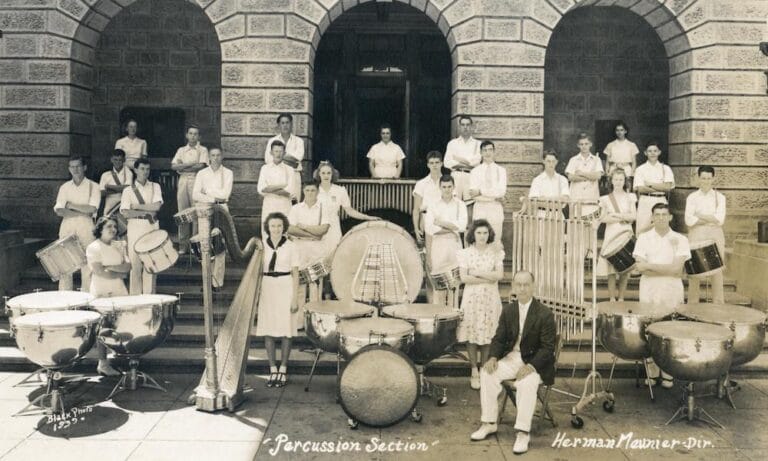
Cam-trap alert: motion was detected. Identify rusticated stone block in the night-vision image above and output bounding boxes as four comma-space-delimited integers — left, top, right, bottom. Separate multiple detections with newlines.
522, 19, 551, 47
505, 163, 541, 186
443, 0, 475, 26
247, 14, 285, 36
458, 43, 545, 66
221, 136, 267, 158
472, 92, 532, 115
229, 158, 261, 182
125, 88, 165, 105
493, 140, 544, 163
58, 0, 89, 20
33, 112, 68, 132
692, 96, 730, 118
0, 112, 29, 131
27, 62, 70, 83
216, 15, 245, 40
473, 117, 543, 140
0, 133, 69, 156
239, 0, 292, 12
548, 0, 575, 13
100, 67, 155, 85
0, 61, 24, 81
166, 88, 206, 106
17, 158, 72, 179
484, 18, 520, 41
139, 50, 169, 66
532, 0, 560, 28
294, 0, 327, 25
479, 0, 529, 16
451, 18, 482, 45
700, 71, 764, 95
40, 35, 71, 58
222, 114, 246, 134
222, 89, 267, 111
48, 10, 80, 39
3, 35, 38, 57
4, 86, 59, 108
287, 15, 315, 42
456, 68, 484, 89
206, 0, 236, 23
187, 69, 220, 86
488, 68, 544, 91
711, 1, 768, 20
0, 11, 46, 31
222, 38, 310, 62
268, 90, 308, 111
0, 160, 15, 176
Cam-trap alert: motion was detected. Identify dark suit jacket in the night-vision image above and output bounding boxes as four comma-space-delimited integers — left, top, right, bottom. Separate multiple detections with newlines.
488, 298, 557, 385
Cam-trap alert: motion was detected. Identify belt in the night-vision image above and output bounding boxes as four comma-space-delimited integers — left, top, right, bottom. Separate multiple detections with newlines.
452, 166, 472, 173
179, 172, 197, 178
263, 271, 291, 277
640, 193, 666, 197
129, 215, 156, 223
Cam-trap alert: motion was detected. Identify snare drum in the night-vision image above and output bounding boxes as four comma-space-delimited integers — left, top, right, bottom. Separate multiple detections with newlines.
337, 317, 414, 359
282, 155, 300, 169
190, 228, 226, 262
173, 207, 197, 226
5, 291, 94, 327
430, 267, 461, 291
134, 230, 178, 274
36, 235, 87, 282
299, 260, 331, 285
304, 300, 375, 353
12, 310, 101, 370
677, 303, 767, 367
339, 345, 419, 427
382, 303, 462, 365
685, 240, 723, 277
600, 232, 636, 274
646, 320, 733, 382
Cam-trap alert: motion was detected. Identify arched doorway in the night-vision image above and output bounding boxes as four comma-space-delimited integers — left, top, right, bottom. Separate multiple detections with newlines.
544, 6, 669, 167
313, 2, 452, 179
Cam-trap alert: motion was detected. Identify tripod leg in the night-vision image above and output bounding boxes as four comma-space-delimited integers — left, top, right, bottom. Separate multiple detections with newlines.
606, 356, 617, 392
304, 349, 322, 392
643, 360, 655, 401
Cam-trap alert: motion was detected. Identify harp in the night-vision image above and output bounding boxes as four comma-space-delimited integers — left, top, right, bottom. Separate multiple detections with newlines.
186, 203, 263, 412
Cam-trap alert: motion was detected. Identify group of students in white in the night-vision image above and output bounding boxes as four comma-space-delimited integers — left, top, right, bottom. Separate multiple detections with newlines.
52, 113, 726, 454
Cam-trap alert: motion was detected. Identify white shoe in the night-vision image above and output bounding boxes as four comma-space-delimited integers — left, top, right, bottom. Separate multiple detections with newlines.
513, 431, 530, 454
470, 423, 497, 441
661, 378, 674, 389
470, 369, 480, 390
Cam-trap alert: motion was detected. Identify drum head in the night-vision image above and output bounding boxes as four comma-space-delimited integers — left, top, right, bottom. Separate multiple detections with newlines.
678, 303, 767, 325
14, 310, 100, 328
600, 231, 632, 256
338, 317, 413, 338
7, 291, 94, 311
383, 303, 461, 321
134, 230, 169, 252
597, 301, 674, 318
90, 294, 178, 312
330, 221, 423, 302
646, 320, 732, 340
690, 239, 715, 250
304, 300, 374, 318
339, 345, 419, 427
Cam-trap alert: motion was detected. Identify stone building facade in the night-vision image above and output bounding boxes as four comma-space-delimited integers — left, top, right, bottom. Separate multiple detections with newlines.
0, 0, 766, 244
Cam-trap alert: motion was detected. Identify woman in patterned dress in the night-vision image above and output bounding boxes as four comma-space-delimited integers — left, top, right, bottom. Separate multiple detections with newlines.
457, 219, 504, 389
596, 170, 637, 301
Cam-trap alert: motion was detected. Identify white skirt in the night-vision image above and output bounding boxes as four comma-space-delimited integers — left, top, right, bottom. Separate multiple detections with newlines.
255, 274, 298, 337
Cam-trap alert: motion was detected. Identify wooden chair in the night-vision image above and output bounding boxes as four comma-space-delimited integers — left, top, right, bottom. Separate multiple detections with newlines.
497, 333, 563, 429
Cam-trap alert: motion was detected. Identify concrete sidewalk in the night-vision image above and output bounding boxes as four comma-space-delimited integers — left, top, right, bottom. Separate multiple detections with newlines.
0, 371, 765, 461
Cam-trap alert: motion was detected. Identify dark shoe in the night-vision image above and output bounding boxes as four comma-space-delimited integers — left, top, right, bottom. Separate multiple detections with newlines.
212, 286, 222, 293
275, 372, 287, 388
266, 372, 278, 388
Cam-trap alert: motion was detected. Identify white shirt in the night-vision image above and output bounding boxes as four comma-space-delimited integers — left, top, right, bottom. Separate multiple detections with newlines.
633, 228, 690, 267
288, 201, 332, 229
633, 161, 674, 191
685, 189, 725, 227
444, 136, 481, 170
54, 179, 101, 215
115, 136, 147, 163
413, 175, 444, 211
193, 165, 234, 204
172, 144, 209, 176
263, 238, 300, 271
424, 198, 468, 237
513, 298, 533, 352
367, 141, 405, 178
469, 162, 507, 201
257, 162, 296, 199
565, 153, 603, 202
264, 134, 305, 167
603, 139, 639, 176
529, 171, 570, 198
318, 184, 351, 214
119, 180, 163, 211
99, 166, 133, 191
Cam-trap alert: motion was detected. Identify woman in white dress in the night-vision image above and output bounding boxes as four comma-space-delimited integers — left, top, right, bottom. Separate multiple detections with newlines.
255, 212, 299, 388
596, 170, 637, 301
457, 219, 504, 389
86, 216, 131, 376
314, 161, 380, 250
366, 124, 406, 179
115, 119, 148, 169
603, 121, 639, 189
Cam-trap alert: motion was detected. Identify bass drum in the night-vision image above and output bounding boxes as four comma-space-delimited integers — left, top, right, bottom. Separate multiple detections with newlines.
339, 345, 419, 427
330, 221, 423, 303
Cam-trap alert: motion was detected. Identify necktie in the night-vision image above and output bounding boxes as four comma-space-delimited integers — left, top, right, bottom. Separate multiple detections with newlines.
266, 236, 287, 272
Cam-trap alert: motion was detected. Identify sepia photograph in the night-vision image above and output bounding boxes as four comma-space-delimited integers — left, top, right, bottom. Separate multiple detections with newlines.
0, 0, 767, 460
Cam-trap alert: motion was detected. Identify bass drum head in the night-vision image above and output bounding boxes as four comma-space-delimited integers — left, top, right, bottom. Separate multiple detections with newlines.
339, 345, 419, 427
330, 221, 423, 303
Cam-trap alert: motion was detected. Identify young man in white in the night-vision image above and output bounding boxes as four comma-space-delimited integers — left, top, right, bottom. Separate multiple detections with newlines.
99, 149, 133, 219
633, 203, 690, 388
424, 175, 467, 307
444, 115, 481, 202
54, 157, 101, 290
565, 133, 603, 218
633, 142, 674, 233
120, 158, 163, 295
288, 182, 331, 321
172, 125, 208, 253
468, 141, 507, 241
367, 124, 406, 179
193, 147, 234, 292
264, 113, 304, 201
525, 150, 570, 217
258, 141, 295, 229
685, 166, 726, 304
412, 151, 446, 244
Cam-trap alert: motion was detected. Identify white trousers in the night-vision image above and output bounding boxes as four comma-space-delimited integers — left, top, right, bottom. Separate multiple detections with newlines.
177, 175, 197, 245
59, 216, 94, 291
687, 225, 725, 304
472, 200, 504, 241
127, 219, 158, 295
480, 351, 541, 432
451, 171, 472, 201
636, 195, 667, 234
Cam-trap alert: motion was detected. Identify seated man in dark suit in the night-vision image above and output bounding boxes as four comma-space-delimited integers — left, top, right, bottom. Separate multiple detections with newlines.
470, 270, 556, 455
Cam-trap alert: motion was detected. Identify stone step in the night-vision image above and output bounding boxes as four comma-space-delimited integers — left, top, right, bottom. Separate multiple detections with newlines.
0, 237, 47, 298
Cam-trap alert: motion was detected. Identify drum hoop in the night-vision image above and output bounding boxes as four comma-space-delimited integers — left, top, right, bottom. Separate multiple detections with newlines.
676, 305, 766, 325
338, 344, 419, 428
339, 318, 414, 336
646, 320, 733, 340
690, 239, 717, 250
90, 295, 178, 310
134, 230, 170, 254
13, 310, 101, 328
383, 305, 461, 321
7, 291, 93, 309
600, 231, 633, 257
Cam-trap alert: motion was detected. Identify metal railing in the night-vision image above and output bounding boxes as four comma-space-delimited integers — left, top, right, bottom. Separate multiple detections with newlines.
337, 178, 417, 218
